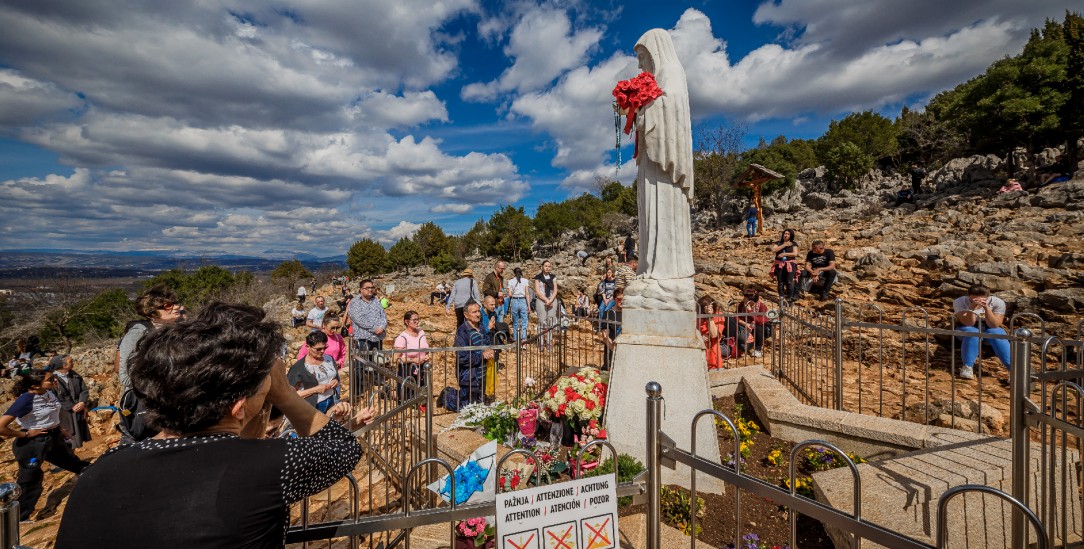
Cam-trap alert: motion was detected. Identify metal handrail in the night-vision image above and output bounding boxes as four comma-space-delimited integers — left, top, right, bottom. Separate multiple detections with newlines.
936, 485, 1047, 549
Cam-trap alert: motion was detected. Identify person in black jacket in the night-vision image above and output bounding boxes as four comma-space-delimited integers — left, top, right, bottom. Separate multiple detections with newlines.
52, 355, 91, 449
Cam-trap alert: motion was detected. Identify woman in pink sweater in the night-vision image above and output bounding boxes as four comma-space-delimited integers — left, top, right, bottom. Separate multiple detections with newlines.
393, 310, 429, 402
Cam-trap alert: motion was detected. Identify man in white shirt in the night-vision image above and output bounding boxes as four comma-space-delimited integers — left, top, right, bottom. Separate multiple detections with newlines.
306, 296, 328, 332
952, 284, 1011, 380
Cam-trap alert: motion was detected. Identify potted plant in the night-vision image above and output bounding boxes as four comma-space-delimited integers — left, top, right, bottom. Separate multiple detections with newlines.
455, 517, 495, 549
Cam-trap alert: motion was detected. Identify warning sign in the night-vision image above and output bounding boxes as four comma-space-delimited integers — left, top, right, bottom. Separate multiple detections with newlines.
495, 474, 618, 549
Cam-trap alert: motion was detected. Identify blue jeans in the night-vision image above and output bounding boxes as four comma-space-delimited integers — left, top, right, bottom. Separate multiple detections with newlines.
510, 298, 529, 342
496, 298, 509, 321
746, 218, 757, 236
957, 326, 1012, 369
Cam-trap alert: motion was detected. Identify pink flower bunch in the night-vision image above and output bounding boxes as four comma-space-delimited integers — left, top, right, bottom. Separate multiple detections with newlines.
456, 517, 487, 539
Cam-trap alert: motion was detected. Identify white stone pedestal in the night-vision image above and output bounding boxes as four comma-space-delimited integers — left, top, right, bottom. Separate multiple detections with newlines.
603, 306, 724, 494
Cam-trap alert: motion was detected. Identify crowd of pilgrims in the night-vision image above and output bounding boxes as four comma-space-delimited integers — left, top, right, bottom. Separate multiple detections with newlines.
0, 229, 840, 546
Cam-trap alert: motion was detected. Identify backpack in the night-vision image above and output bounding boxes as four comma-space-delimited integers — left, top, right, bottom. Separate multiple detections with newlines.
114, 320, 159, 441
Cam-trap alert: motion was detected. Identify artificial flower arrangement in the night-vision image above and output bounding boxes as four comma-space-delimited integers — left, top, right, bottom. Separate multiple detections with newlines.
569, 418, 608, 478
612, 72, 664, 135
524, 444, 567, 483
541, 367, 608, 425
440, 460, 490, 505
454, 517, 495, 549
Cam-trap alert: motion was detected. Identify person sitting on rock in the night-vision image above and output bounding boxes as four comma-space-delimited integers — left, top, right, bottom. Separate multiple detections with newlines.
429, 281, 448, 305
769, 228, 799, 303
894, 186, 914, 207
952, 284, 1011, 381
1038, 154, 1071, 186
573, 288, 590, 318
799, 240, 838, 300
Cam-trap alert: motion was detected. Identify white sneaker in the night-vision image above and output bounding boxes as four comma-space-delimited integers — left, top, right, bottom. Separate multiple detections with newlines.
958, 366, 975, 380
752, 350, 763, 358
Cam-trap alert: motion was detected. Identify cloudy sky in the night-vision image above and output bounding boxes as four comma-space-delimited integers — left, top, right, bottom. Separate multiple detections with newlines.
0, 0, 1072, 256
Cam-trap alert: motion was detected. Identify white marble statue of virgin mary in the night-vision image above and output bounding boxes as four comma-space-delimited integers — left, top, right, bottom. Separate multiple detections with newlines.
633, 28, 695, 281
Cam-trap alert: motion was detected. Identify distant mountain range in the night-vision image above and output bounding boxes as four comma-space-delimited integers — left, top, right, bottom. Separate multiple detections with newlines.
0, 249, 346, 279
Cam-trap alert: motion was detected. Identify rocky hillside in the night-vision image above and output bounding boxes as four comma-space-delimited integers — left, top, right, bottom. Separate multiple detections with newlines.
2, 150, 1082, 545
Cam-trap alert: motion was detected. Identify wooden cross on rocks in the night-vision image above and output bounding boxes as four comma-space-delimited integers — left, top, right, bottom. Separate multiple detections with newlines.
737, 163, 785, 236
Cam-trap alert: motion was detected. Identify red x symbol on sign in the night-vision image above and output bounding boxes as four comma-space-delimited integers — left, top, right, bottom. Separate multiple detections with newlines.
546, 524, 575, 549
585, 517, 612, 549
508, 532, 536, 549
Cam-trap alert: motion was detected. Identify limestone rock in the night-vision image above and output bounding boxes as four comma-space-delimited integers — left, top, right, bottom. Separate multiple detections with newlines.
1038, 288, 1084, 313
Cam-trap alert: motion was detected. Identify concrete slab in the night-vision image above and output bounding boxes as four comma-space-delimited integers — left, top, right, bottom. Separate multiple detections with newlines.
618, 512, 719, 549
814, 437, 1082, 549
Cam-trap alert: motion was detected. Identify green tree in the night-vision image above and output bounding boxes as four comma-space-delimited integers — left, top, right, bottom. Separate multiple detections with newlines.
387, 237, 424, 273
1062, 11, 1084, 170
817, 111, 899, 164
414, 222, 450, 260
486, 205, 535, 260
599, 180, 637, 217
733, 136, 818, 196
429, 249, 466, 274
824, 141, 873, 188
269, 259, 312, 282
462, 219, 489, 257
145, 265, 238, 305
533, 201, 579, 244
38, 288, 132, 353
895, 106, 968, 166
346, 238, 387, 277
934, 20, 1068, 157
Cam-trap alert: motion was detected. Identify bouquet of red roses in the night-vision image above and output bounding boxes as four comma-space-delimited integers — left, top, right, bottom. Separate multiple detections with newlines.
612, 72, 663, 135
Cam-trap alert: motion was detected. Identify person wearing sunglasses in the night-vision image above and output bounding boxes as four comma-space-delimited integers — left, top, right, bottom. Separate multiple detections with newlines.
297, 316, 346, 368
288, 331, 341, 413
115, 285, 183, 443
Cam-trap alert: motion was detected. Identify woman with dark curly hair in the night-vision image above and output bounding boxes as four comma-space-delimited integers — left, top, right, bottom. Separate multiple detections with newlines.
56, 302, 374, 548
769, 228, 799, 303
0, 369, 91, 521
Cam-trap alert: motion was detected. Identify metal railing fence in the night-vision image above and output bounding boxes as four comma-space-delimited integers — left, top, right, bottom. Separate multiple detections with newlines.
643, 382, 1050, 549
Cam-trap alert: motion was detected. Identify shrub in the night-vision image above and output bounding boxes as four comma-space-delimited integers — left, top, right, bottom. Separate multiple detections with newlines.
269, 259, 312, 282
585, 453, 645, 506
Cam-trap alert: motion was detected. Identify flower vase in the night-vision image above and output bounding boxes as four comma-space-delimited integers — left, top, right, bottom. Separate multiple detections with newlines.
560, 419, 577, 447
548, 420, 563, 449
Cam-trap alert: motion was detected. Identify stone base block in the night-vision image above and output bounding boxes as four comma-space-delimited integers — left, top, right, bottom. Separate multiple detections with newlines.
603, 333, 724, 494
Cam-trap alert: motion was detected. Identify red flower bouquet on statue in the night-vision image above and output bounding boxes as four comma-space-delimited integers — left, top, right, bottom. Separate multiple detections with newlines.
612, 72, 664, 135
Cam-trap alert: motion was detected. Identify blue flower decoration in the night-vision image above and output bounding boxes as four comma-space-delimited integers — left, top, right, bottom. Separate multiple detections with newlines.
440, 460, 490, 504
